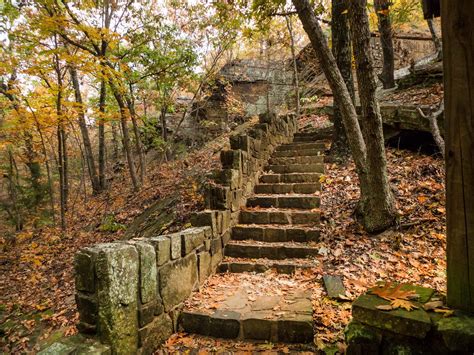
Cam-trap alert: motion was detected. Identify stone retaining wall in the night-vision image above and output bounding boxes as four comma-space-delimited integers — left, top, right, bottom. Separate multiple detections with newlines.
48, 113, 297, 354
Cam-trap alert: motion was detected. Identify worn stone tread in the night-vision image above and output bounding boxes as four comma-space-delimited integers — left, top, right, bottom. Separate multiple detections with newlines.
255, 182, 321, 195
246, 195, 320, 209
276, 142, 326, 151
239, 209, 320, 225
272, 148, 325, 157
224, 240, 319, 259
266, 164, 324, 174
260, 173, 323, 184
232, 224, 320, 242
219, 258, 317, 274
181, 276, 314, 343
269, 155, 324, 165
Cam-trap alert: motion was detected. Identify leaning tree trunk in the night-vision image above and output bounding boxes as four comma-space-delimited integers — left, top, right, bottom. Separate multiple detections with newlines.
442, 0, 474, 313
293, 0, 396, 233
330, 0, 355, 160
109, 80, 140, 191
69, 66, 101, 194
292, 0, 368, 179
350, 0, 397, 232
374, 0, 396, 89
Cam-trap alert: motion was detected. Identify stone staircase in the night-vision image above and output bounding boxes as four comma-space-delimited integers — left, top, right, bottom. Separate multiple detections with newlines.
180, 132, 326, 345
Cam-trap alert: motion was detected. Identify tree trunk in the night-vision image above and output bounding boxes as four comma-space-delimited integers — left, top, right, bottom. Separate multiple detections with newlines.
374, 0, 395, 89
330, 0, 355, 160
111, 121, 120, 159
292, 0, 368, 179
69, 66, 101, 194
127, 84, 145, 185
427, 18, 442, 59
98, 77, 107, 190
31, 108, 55, 223
293, 0, 396, 233
285, 15, 300, 117
109, 80, 140, 191
349, 0, 396, 232
7, 148, 23, 231
442, 0, 474, 313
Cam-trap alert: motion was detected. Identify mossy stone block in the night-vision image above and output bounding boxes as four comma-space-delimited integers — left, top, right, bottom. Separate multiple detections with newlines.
437, 314, 474, 351
352, 294, 431, 338
345, 321, 382, 345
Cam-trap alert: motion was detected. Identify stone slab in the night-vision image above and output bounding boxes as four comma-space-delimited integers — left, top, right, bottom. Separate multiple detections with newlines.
159, 253, 198, 311
323, 275, 346, 299
352, 294, 431, 338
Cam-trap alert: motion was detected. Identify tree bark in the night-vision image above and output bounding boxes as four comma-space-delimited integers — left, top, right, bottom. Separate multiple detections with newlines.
109, 80, 140, 191
329, 0, 355, 160
349, 0, 396, 232
374, 0, 396, 89
127, 84, 145, 185
69, 66, 101, 194
98, 77, 107, 190
442, 0, 474, 313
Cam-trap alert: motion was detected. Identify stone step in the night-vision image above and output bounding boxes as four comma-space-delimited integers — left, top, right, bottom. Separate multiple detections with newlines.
246, 195, 320, 209
239, 208, 320, 225
293, 136, 319, 142
260, 172, 322, 184
180, 274, 313, 343
219, 258, 318, 274
266, 164, 324, 174
269, 155, 324, 165
224, 240, 319, 259
272, 148, 325, 157
232, 224, 320, 243
276, 142, 326, 151
255, 182, 320, 195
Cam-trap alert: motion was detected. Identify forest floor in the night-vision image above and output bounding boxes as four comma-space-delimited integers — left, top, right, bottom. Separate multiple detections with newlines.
0, 111, 446, 353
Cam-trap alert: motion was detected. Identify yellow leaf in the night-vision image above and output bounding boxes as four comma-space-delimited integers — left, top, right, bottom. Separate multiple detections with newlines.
391, 299, 418, 311
417, 195, 428, 203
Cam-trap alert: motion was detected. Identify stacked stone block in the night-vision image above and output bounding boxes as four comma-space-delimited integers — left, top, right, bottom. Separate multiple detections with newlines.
69, 112, 297, 354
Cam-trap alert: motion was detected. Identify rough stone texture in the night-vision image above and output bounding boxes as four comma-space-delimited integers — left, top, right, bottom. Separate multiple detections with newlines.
138, 313, 173, 355
191, 210, 217, 237
75, 292, 97, 331
220, 150, 242, 171
246, 195, 320, 209
38, 334, 111, 355
181, 288, 313, 343
75, 249, 96, 293
198, 251, 212, 284
147, 236, 170, 266
132, 242, 157, 304
95, 243, 139, 354
167, 233, 181, 260
437, 315, 474, 351
159, 253, 198, 311
214, 169, 242, 190
323, 275, 346, 299
225, 241, 319, 260
352, 294, 431, 338
344, 322, 382, 355
181, 227, 206, 256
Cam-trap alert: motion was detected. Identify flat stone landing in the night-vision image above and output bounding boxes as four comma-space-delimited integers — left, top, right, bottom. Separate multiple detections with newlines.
179, 272, 314, 343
